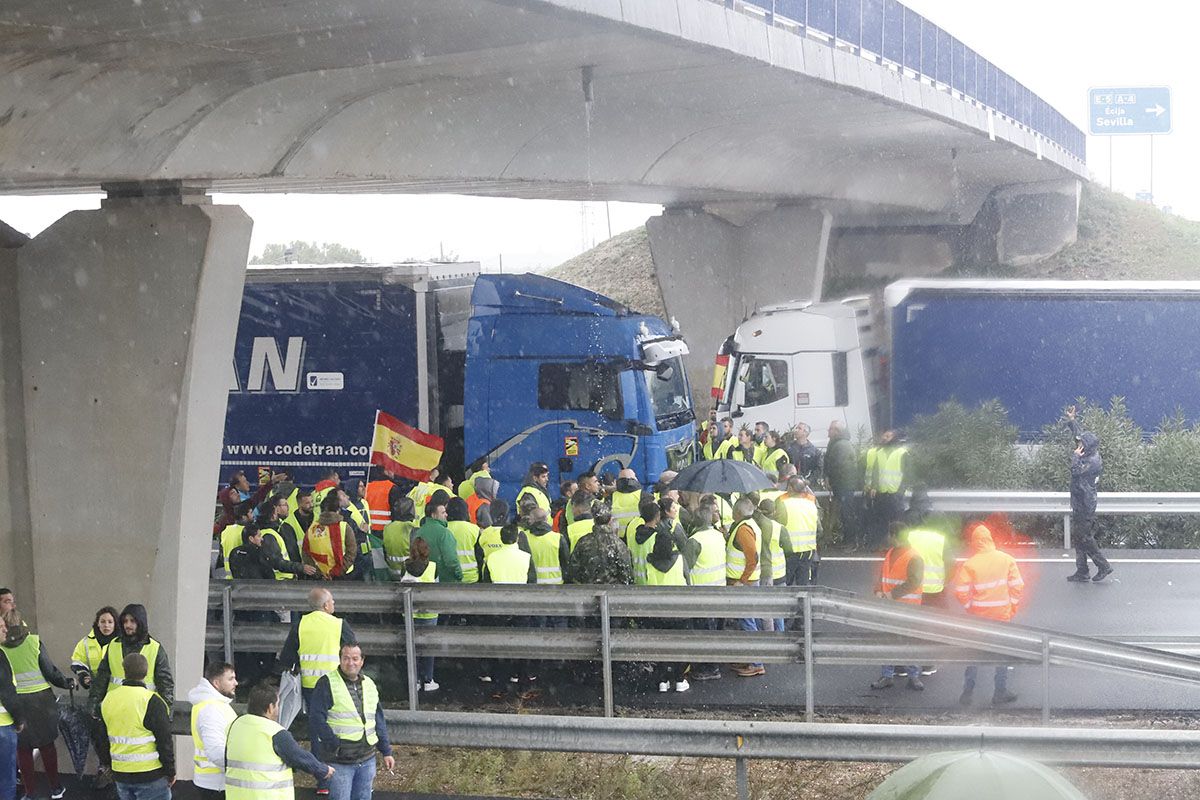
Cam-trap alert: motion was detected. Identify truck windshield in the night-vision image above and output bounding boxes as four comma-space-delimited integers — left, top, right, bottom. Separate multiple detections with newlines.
645, 357, 694, 430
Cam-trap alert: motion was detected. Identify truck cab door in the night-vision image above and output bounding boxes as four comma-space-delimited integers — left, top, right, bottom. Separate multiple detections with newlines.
790, 352, 844, 446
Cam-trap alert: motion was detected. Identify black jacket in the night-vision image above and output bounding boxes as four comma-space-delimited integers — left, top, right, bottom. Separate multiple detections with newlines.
230, 542, 275, 580
89, 604, 174, 715
1069, 420, 1102, 516
96, 679, 175, 783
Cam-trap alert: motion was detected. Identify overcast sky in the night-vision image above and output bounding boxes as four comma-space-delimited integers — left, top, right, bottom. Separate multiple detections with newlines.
0, 0, 1192, 268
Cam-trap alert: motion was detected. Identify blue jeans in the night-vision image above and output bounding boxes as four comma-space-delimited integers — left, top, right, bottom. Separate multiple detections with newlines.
115, 777, 172, 800
0, 725, 15, 800
734, 617, 763, 668
303, 687, 329, 791
881, 664, 919, 680
414, 617, 437, 683
329, 756, 377, 800
964, 665, 1009, 693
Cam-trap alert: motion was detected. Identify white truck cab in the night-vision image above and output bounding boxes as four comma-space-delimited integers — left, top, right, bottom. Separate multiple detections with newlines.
713, 298, 880, 448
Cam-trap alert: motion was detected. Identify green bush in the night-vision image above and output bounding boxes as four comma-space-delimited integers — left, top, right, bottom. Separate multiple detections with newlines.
906, 399, 1025, 489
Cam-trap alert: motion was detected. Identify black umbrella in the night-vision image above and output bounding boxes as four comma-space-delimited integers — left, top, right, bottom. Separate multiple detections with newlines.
58, 687, 92, 775
668, 458, 775, 495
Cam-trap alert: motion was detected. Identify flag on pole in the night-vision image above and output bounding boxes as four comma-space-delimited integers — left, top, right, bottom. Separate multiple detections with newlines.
370, 410, 444, 481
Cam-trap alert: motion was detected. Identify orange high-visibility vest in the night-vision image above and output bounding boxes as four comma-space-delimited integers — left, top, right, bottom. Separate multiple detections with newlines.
466, 494, 491, 526
879, 547, 922, 605
365, 481, 394, 533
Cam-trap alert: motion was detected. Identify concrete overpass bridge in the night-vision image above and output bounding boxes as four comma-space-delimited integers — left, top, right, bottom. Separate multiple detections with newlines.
0, 0, 1086, 738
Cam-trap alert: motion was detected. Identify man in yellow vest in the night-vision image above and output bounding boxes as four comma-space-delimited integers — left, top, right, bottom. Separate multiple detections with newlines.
681, 496, 726, 681
90, 604, 174, 715
644, 533, 691, 693
777, 478, 821, 587
97, 653, 175, 798
259, 496, 318, 580
0, 615, 23, 800
514, 462, 552, 512
481, 523, 538, 694
309, 644, 395, 799
609, 468, 647, 528
188, 661, 238, 799
864, 429, 910, 550
726, 498, 764, 678
225, 681, 333, 800
276, 587, 357, 792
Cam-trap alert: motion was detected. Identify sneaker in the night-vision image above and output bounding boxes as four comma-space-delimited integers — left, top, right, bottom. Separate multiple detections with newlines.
906, 677, 925, 691
1067, 571, 1091, 582
509, 676, 520, 683
959, 689, 973, 707
1093, 566, 1113, 582
893, 666, 909, 677
674, 679, 690, 693
422, 680, 440, 692
920, 666, 938, 676
316, 791, 330, 797
870, 677, 895, 690
478, 675, 492, 683
693, 668, 723, 681
658, 681, 671, 693
735, 665, 766, 677
993, 690, 1018, 705
51, 789, 66, 800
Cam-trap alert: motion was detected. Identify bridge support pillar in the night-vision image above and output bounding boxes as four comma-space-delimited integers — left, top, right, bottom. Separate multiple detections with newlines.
2, 184, 250, 726
967, 178, 1082, 268
647, 204, 831, 407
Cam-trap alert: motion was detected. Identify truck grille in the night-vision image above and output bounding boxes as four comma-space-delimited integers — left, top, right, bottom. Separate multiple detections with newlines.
666, 440, 696, 472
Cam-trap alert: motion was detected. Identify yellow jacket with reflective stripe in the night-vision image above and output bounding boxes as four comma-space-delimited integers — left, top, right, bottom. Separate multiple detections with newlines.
220, 524, 245, 579
757, 517, 787, 581
762, 447, 789, 475
906, 527, 947, 593
485, 543, 533, 584
225, 713, 294, 800
566, 518, 595, 553
447, 520, 481, 583
627, 526, 657, 586
778, 495, 819, 553
527, 531, 564, 585
515, 484, 551, 512
106, 639, 161, 696
326, 671, 379, 746
102, 685, 162, 774
687, 528, 727, 586
645, 556, 687, 586
191, 697, 237, 778
753, 441, 769, 468
1, 635, 51, 694
401, 561, 438, 619
297, 611, 343, 690
261, 528, 296, 581
726, 519, 761, 582
477, 526, 505, 558
72, 630, 109, 676
383, 520, 415, 579
609, 490, 642, 522
867, 445, 908, 493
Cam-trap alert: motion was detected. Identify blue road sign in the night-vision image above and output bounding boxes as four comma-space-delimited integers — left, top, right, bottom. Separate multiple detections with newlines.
1089, 87, 1171, 135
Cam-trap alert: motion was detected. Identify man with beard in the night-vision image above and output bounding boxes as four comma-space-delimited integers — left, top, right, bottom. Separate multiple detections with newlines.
188, 662, 238, 799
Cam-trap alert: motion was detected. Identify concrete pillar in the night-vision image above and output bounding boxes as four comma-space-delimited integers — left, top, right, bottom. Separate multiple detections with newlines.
646, 204, 832, 406
12, 185, 251, 721
0, 220, 34, 621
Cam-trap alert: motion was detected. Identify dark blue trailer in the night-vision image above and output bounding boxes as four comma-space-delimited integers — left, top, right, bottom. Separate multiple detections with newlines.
886, 280, 1200, 438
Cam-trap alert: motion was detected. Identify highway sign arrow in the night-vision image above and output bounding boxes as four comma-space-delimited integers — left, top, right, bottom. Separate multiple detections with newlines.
1146, 104, 1166, 117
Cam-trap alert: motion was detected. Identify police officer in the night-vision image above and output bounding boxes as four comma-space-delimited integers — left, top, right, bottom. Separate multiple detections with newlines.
309, 644, 395, 799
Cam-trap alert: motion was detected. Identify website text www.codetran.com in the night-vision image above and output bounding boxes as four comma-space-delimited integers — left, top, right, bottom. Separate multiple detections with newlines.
224, 442, 371, 457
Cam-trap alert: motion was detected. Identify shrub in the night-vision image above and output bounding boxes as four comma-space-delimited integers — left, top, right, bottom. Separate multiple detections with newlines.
906, 400, 1025, 489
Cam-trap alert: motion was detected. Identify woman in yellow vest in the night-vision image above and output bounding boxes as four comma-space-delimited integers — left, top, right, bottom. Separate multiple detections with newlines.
70, 605, 119, 787
2, 609, 73, 799
644, 534, 691, 693
400, 538, 440, 692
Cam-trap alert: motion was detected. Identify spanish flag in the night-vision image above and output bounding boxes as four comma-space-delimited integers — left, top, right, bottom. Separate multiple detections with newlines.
370, 410, 444, 481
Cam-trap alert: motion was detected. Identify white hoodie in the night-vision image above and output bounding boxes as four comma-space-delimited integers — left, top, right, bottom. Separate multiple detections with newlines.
187, 678, 236, 790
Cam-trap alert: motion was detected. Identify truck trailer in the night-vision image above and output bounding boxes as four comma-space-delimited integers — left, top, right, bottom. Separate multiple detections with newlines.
222, 263, 696, 503
714, 279, 1200, 444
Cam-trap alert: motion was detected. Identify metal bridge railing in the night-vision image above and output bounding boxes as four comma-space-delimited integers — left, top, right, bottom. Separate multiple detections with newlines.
210, 581, 1200, 724
714, 0, 1086, 161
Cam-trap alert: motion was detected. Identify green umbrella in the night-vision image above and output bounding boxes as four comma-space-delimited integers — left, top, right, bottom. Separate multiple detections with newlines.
869, 750, 1088, 800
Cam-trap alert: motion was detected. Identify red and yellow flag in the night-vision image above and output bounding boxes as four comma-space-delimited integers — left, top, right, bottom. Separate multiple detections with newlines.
370, 410, 444, 481
711, 354, 730, 401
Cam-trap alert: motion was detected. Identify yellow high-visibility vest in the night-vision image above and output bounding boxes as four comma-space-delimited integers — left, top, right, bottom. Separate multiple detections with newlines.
325, 671, 379, 746
1, 635, 50, 694
645, 557, 686, 586
687, 528, 727, 587
225, 714, 293, 800
297, 611, 342, 690
447, 520, 481, 583
102, 685, 162, 774
906, 527, 947, 593
526, 532, 564, 585
485, 544, 532, 584
106, 640, 161, 696
778, 495, 819, 553
191, 697, 237, 779
726, 519, 761, 582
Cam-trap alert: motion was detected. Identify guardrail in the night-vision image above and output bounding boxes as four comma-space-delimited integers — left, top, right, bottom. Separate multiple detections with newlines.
712, 0, 1085, 161
211, 581, 1200, 723
925, 490, 1200, 549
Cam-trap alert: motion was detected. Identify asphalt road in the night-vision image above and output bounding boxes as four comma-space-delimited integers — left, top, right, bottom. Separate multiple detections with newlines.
416, 550, 1200, 716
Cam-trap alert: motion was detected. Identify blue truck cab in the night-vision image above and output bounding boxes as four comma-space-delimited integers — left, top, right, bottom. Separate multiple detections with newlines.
221, 264, 694, 500
465, 274, 696, 500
